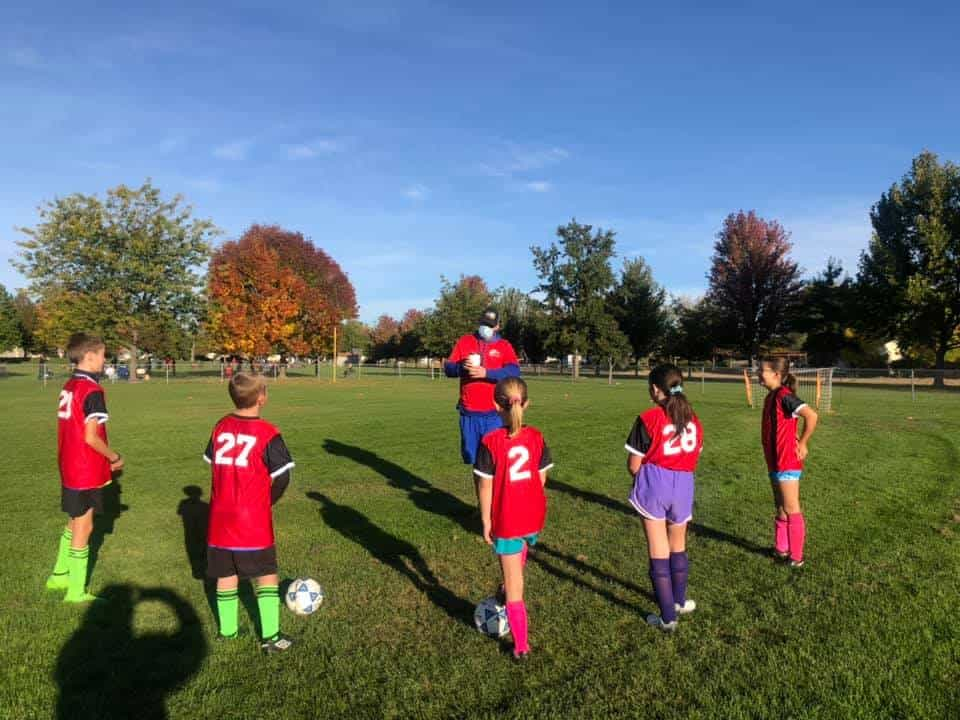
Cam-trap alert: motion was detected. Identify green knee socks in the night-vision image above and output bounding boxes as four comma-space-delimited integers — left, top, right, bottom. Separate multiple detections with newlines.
256, 585, 280, 641
217, 589, 239, 638
46, 529, 72, 590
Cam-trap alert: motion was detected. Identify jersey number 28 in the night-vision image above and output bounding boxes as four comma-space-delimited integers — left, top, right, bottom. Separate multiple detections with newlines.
662, 423, 698, 455
214, 433, 257, 467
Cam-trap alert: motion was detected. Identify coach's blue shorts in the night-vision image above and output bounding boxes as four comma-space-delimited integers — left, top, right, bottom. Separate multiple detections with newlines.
459, 411, 503, 464
769, 471, 802, 483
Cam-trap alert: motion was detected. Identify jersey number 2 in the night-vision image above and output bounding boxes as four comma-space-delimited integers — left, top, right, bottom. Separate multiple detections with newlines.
662, 423, 697, 455
507, 446, 531, 482
57, 391, 73, 419
214, 433, 257, 467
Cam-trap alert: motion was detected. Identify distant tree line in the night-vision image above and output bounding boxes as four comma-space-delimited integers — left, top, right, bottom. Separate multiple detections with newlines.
6, 151, 958, 385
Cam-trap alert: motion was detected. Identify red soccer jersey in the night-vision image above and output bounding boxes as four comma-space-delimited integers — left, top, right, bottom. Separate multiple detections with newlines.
57, 372, 112, 491
447, 334, 519, 412
624, 406, 703, 472
203, 415, 294, 550
762, 386, 807, 472
473, 426, 553, 539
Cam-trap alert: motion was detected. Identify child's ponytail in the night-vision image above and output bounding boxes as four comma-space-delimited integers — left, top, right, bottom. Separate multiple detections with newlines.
760, 356, 796, 391
649, 364, 694, 435
494, 377, 528, 437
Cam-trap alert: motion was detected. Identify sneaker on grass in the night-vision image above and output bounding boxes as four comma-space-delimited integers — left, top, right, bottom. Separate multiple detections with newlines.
646, 614, 678, 633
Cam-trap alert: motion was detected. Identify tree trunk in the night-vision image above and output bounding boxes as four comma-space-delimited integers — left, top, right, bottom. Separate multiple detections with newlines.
934, 344, 947, 388
573, 351, 580, 380
190, 339, 196, 363
128, 343, 139, 382
608, 358, 614, 385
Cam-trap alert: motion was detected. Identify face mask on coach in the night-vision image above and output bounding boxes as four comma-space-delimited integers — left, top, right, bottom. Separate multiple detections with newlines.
478, 325, 495, 340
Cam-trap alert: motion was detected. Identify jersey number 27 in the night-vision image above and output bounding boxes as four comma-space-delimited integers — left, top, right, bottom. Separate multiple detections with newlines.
215, 433, 257, 467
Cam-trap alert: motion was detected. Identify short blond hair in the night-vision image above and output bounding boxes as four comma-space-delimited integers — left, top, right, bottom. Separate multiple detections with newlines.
228, 372, 266, 409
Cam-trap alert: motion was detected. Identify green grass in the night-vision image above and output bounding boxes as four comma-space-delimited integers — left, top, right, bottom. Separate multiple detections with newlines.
1, 370, 958, 719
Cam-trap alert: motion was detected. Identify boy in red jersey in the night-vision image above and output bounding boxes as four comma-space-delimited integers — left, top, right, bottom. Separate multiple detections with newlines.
474, 377, 553, 660
46, 333, 124, 603
624, 364, 704, 632
203, 372, 295, 653
758, 357, 819, 568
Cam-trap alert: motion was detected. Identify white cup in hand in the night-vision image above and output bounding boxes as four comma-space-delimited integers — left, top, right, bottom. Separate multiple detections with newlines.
466, 353, 482, 368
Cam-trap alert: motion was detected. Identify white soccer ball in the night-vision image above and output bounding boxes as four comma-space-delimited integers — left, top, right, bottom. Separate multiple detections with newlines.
474, 596, 509, 638
285, 577, 324, 616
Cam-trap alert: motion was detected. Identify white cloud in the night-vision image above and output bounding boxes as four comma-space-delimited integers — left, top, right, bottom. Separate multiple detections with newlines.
213, 140, 251, 160
524, 181, 552, 193
287, 138, 347, 159
403, 184, 428, 200
478, 144, 569, 179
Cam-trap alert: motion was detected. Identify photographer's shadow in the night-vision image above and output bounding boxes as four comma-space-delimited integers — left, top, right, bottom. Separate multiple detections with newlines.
54, 584, 206, 720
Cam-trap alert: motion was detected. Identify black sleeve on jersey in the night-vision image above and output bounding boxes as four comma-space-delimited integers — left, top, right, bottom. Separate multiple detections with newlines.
780, 392, 807, 418
203, 436, 214, 464
264, 435, 295, 504
473, 443, 495, 479
625, 417, 652, 456
83, 391, 108, 423
539, 442, 554, 471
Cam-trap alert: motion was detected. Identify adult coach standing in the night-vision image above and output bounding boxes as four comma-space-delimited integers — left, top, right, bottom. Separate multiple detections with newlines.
444, 308, 521, 470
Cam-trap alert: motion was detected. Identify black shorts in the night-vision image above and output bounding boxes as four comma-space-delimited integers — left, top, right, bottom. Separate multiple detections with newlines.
206, 546, 278, 579
61, 486, 106, 518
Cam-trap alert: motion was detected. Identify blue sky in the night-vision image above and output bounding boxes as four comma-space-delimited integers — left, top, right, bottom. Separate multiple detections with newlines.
2, 0, 958, 322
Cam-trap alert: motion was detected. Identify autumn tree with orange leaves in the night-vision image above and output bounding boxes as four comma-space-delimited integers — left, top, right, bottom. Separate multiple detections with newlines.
207, 225, 357, 357
707, 211, 802, 361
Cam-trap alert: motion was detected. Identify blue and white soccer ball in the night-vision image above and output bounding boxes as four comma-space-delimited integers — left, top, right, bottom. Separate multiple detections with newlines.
285, 577, 324, 616
474, 596, 510, 638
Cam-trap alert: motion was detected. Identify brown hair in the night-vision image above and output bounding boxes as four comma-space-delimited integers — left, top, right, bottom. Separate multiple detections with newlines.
759, 356, 796, 391
66, 333, 105, 365
494, 377, 528, 437
649, 363, 694, 436
228, 372, 267, 409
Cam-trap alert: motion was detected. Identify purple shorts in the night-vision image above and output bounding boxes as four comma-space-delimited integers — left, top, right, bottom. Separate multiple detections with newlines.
628, 463, 695, 524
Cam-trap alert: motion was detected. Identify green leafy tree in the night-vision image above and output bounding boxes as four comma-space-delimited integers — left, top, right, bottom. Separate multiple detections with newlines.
531, 219, 628, 378
858, 151, 960, 383
662, 296, 731, 363
340, 320, 371, 358
0, 285, 23, 352
609, 257, 669, 373
790, 258, 858, 365
419, 276, 492, 358
494, 287, 550, 363
15, 181, 217, 379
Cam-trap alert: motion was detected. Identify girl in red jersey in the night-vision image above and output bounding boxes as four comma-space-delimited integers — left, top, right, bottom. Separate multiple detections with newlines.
758, 357, 819, 567
473, 377, 553, 660
624, 364, 703, 632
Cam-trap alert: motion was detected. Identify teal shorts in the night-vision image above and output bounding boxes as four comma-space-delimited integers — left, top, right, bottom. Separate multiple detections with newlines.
492, 534, 539, 556
769, 471, 802, 483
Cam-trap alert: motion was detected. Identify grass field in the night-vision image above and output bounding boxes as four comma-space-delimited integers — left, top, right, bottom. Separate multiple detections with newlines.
1, 370, 958, 720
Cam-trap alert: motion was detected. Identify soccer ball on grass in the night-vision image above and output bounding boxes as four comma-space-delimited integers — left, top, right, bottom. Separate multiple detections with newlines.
285, 577, 324, 615
474, 596, 509, 638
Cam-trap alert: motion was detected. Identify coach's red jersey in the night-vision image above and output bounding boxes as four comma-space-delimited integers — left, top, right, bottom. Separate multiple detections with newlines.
762, 386, 807, 472
473, 426, 553, 539
58, 372, 112, 490
447, 334, 519, 412
624, 406, 703, 472
203, 415, 294, 550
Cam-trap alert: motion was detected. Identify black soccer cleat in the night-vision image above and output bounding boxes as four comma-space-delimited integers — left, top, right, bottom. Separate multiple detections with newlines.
260, 633, 295, 654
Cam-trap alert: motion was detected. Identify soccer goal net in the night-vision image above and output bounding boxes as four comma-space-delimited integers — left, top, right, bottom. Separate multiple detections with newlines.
744, 367, 835, 412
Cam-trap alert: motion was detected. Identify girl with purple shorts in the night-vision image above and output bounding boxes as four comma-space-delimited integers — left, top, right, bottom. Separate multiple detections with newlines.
624, 364, 704, 632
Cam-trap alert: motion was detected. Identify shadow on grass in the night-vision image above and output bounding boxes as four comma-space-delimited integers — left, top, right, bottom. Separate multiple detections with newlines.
307, 491, 474, 628
322, 440, 658, 612
549, 478, 769, 558
322, 439, 477, 534
55, 584, 206, 720
87, 479, 129, 586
